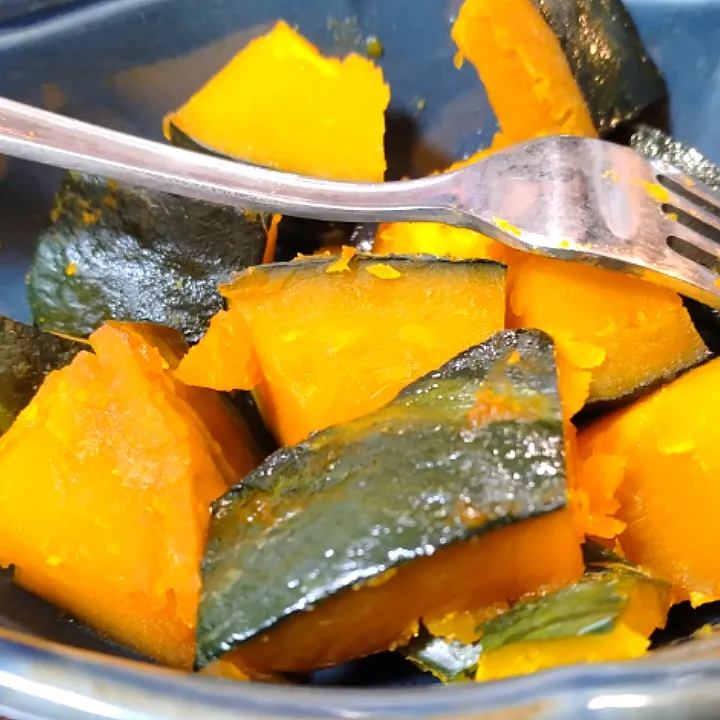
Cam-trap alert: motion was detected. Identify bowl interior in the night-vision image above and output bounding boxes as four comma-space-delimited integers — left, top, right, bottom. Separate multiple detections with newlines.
0, 0, 720, 704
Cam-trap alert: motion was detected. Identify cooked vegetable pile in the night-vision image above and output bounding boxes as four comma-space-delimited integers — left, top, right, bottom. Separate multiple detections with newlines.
3, 0, 720, 686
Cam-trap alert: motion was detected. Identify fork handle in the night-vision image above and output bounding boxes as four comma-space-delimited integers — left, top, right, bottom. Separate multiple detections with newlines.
0, 96, 464, 226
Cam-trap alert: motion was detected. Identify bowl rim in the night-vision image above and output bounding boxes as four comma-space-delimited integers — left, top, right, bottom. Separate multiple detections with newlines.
3, 626, 720, 719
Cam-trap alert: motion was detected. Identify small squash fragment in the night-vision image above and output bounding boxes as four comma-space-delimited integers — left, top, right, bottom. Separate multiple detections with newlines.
577, 356, 720, 605
451, 0, 597, 145
404, 550, 670, 684
164, 20, 389, 182
197, 330, 582, 673
0, 322, 263, 668
177, 254, 506, 446
475, 566, 670, 681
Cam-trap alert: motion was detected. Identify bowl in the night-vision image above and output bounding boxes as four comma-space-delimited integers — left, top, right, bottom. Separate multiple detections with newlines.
1, 1, 720, 718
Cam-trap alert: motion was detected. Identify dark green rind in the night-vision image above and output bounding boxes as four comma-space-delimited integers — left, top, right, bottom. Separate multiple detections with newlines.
0, 316, 83, 434
403, 551, 669, 683
531, 0, 666, 133
631, 126, 720, 194
197, 329, 566, 667
403, 629, 480, 683
477, 569, 664, 651
27, 171, 268, 343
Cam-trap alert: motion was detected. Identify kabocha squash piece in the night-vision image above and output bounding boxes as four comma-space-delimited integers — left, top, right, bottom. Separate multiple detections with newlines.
507, 256, 709, 409
197, 330, 582, 673
451, 0, 597, 146
475, 563, 670, 681
177, 254, 506, 446
404, 548, 670, 683
164, 21, 389, 182
528, 0, 666, 133
0, 316, 83, 434
0, 322, 263, 668
577, 355, 720, 606
27, 172, 270, 343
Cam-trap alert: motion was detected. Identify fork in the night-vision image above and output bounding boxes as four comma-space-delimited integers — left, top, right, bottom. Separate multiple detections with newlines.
1, 96, 719, 308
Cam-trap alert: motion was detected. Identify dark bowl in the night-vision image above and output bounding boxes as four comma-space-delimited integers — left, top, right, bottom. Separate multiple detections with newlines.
0, 1, 720, 718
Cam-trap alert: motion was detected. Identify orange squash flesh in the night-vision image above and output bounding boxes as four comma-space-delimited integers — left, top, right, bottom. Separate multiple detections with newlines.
0, 322, 263, 668
177, 256, 506, 446
577, 356, 720, 606
451, 0, 597, 144
164, 20, 389, 182
507, 256, 709, 408
223, 509, 582, 674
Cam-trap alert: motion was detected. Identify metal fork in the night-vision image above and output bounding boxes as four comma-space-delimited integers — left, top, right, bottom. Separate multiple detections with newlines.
1, 96, 719, 308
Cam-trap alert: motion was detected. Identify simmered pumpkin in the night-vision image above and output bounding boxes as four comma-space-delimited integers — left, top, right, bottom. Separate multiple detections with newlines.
475, 564, 670, 681
451, 0, 597, 147
527, 0, 666, 133
0, 316, 83, 434
197, 330, 582, 673
577, 356, 720, 606
0, 322, 263, 668
405, 549, 670, 683
27, 172, 270, 343
176, 254, 506, 446
164, 20, 389, 182
375, 0, 706, 414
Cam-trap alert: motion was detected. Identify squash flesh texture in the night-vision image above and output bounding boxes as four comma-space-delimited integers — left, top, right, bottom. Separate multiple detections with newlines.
177, 257, 506, 446
224, 509, 581, 674
0, 322, 262, 668
477, 624, 649, 681
577, 357, 720, 605
164, 21, 389, 182
451, 0, 597, 144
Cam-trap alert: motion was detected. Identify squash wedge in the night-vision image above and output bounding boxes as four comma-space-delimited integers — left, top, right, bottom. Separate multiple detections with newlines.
27, 172, 270, 343
577, 355, 720, 606
177, 254, 506, 446
0, 322, 263, 668
164, 21, 389, 183
197, 330, 582, 673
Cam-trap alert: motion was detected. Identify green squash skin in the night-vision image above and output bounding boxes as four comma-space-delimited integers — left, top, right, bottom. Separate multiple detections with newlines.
27, 172, 269, 343
530, 0, 666, 133
196, 329, 568, 668
166, 122, 373, 260
403, 630, 480, 683
404, 548, 670, 683
0, 316, 83, 434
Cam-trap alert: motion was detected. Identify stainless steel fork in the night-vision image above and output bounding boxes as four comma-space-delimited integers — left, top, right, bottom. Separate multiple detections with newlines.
1, 96, 719, 308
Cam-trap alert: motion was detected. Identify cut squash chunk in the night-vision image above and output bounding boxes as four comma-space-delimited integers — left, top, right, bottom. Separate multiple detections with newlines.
164, 21, 389, 182
451, 0, 597, 144
197, 331, 582, 673
578, 356, 720, 605
0, 322, 263, 668
177, 254, 506, 446
507, 256, 709, 408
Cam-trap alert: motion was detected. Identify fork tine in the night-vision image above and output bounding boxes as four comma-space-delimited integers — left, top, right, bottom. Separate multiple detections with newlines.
655, 169, 720, 227
665, 221, 720, 269
660, 191, 720, 244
